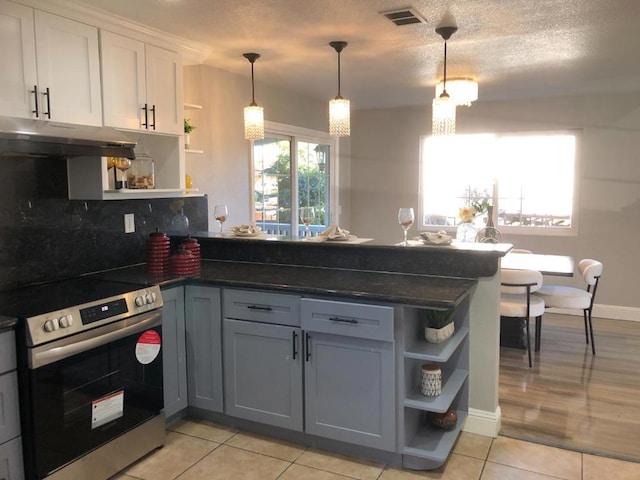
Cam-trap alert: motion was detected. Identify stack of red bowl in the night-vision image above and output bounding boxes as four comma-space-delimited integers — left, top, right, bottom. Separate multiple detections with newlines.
147, 228, 170, 274
169, 248, 197, 275
181, 236, 201, 271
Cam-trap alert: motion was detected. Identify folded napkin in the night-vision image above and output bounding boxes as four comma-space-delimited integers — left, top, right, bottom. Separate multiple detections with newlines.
229, 224, 262, 235
318, 225, 353, 241
419, 230, 453, 245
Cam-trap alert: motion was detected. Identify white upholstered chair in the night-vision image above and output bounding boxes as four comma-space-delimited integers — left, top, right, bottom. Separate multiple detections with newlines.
500, 269, 545, 367
535, 259, 603, 355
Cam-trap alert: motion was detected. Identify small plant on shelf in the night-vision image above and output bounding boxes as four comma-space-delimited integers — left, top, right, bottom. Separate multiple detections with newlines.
422, 307, 455, 343
183, 118, 196, 133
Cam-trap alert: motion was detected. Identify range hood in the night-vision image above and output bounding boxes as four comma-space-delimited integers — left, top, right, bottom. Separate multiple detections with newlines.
0, 117, 136, 159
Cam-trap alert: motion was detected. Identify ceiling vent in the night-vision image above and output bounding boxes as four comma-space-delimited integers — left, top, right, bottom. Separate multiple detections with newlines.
380, 8, 426, 26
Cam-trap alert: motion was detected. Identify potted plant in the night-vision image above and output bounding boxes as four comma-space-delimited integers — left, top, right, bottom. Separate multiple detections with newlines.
422, 307, 455, 343
184, 118, 196, 148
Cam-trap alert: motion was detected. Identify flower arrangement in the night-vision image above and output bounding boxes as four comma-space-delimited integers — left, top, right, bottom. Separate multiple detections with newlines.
458, 199, 490, 223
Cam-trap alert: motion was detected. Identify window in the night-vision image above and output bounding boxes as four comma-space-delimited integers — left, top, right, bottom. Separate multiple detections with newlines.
420, 131, 579, 236
252, 122, 337, 237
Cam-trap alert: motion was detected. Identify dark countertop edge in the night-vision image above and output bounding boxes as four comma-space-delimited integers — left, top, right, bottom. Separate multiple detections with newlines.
88, 260, 477, 309
0, 315, 18, 333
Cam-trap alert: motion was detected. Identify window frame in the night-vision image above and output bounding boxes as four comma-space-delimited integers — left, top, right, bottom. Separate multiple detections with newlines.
249, 121, 339, 236
418, 129, 581, 237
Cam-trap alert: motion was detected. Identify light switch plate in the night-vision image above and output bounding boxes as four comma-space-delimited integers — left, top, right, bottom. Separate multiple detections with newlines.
124, 213, 135, 233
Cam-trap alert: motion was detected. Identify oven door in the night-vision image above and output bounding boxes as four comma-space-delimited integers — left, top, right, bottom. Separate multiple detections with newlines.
21, 311, 163, 480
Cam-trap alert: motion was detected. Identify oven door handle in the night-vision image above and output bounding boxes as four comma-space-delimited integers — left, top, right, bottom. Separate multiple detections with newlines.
30, 311, 162, 369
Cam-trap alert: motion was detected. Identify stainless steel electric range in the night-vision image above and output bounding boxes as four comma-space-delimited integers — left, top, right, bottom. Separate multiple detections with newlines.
0, 277, 165, 480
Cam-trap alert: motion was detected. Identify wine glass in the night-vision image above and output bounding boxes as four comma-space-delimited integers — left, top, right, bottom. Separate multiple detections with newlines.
114, 157, 132, 189
299, 207, 315, 240
398, 207, 415, 246
214, 204, 228, 234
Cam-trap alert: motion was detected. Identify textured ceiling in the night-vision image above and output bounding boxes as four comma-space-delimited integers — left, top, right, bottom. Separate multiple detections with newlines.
69, 0, 640, 109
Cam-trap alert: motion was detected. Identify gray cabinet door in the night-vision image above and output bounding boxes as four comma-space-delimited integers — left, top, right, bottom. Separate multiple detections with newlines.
161, 286, 187, 418
0, 437, 24, 480
304, 332, 395, 451
185, 285, 223, 412
223, 319, 303, 430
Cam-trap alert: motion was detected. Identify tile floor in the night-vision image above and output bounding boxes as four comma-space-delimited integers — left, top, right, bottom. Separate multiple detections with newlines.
115, 418, 640, 480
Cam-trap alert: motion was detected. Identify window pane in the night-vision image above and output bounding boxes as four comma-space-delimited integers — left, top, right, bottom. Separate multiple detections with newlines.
253, 137, 291, 234
496, 135, 575, 228
297, 141, 329, 234
421, 135, 495, 227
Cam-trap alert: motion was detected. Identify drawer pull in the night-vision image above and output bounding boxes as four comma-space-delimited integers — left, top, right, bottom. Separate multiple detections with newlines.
292, 331, 298, 359
247, 305, 273, 312
329, 316, 358, 324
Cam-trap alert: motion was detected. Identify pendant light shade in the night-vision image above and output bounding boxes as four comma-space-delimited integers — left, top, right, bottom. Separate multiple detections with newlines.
432, 25, 458, 136
243, 53, 264, 140
329, 41, 350, 137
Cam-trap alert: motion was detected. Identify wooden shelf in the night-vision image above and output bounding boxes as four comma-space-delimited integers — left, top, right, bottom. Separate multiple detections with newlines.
185, 148, 204, 154
184, 103, 202, 110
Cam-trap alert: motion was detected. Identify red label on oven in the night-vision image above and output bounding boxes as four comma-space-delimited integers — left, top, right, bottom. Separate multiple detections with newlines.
136, 329, 161, 365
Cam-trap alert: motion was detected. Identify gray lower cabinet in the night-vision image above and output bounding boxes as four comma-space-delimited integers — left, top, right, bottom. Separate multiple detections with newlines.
302, 298, 396, 451
161, 286, 187, 418
223, 319, 303, 430
0, 330, 24, 480
185, 285, 223, 412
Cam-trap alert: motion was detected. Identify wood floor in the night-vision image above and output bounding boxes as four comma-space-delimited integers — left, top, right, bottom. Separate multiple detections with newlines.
499, 312, 640, 463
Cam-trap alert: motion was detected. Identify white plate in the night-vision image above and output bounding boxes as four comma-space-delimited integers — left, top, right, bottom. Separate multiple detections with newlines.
326, 235, 352, 241
234, 232, 261, 237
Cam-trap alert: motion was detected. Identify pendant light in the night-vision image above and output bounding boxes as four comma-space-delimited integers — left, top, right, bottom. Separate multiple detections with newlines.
329, 41, 350, 137
432, 25, 458, 136
243, 53, 264, 140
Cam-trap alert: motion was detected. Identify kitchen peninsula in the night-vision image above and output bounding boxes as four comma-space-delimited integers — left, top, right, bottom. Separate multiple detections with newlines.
92, 235, 507, 470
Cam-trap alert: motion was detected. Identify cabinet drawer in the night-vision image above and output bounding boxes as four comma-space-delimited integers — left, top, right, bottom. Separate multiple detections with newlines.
0, 331, 16, 375
223, 289, 300, 327
0, 372, 20, 445
301, 298, 394, 342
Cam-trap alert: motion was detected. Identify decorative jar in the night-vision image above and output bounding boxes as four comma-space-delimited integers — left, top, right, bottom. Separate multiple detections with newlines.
456, 221, 477, 242
420, 364, 442, 396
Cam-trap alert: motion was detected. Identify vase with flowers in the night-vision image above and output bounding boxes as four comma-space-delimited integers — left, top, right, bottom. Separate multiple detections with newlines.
456, 205, 478, 242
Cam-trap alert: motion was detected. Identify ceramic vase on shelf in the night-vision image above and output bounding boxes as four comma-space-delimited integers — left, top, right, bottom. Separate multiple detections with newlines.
456, 221, 477, 243
184, 133, 190, 149
476, 205, 503, 243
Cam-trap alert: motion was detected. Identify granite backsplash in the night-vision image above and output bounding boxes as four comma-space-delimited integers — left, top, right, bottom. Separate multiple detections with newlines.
0, 155, 208, 291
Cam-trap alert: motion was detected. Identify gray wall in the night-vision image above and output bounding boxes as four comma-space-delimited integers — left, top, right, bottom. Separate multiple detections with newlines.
182, 64, 351, 230
350, 92, 640, 309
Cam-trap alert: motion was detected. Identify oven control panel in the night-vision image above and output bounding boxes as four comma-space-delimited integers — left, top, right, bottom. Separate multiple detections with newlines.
25, 285, 163, 347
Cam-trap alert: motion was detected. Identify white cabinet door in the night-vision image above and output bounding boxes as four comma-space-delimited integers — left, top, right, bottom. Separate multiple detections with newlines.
0, 2, 38, 118
145, 44, 183, 134
101, 30, 146, 130
33, 10, 102, 126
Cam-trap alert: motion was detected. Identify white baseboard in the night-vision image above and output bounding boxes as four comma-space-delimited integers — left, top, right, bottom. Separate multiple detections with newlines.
463, 407, 501, 437
548, 304, 640, 322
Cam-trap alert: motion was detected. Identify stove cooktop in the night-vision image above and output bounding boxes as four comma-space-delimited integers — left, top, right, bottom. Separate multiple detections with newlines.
0, 278, 144, 319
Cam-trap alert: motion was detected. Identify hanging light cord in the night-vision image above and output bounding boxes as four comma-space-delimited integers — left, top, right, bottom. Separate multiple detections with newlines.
442, 41, 448, 95
336, 50, 342, 98
250, 61, 256, 104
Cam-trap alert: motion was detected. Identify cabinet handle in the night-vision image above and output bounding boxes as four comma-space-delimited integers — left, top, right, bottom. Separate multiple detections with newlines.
43, 87, 51, 119
149, 104, 156, 130
246, 305, 272, 312
142, 104, 149, 128
31, 85, 39, 117
329, 316, 358, 324
305, 332, 311, 361
292, 331, 298, 359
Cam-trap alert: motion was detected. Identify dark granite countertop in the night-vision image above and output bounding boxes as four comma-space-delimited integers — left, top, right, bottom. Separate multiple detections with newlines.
0, 315, 17, 333
88, 260, 476, 308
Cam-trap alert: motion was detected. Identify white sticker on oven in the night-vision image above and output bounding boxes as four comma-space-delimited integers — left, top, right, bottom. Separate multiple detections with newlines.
92, 390, 124, 429
136, 329, 161, 364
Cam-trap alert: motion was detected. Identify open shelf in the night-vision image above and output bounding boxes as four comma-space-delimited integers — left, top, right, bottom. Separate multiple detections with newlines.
402, 410, 468, 467
404, 369, 468, 413
184, 103, 202, 110
185, 148, 203, 154
404, 326, 468, 362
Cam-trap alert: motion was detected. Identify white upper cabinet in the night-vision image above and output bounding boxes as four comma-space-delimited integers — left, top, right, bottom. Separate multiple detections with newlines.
101, 31, 183, 135
0, 3, 102, 125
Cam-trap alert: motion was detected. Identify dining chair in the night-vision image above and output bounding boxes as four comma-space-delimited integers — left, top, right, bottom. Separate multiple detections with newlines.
534, 259, 603, 355
500, 269, 545, 367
